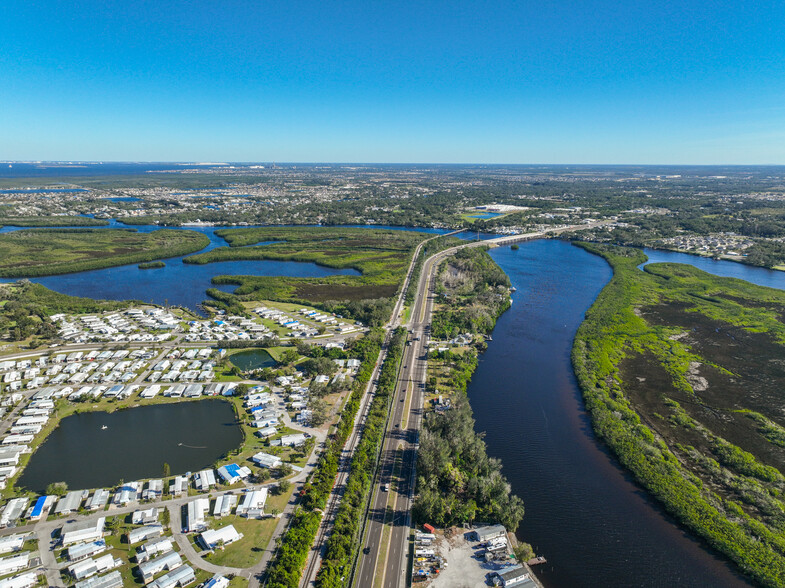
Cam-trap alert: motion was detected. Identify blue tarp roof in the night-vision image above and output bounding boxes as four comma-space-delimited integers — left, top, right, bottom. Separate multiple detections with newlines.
224, 464, 241, 476
31, 495, 46, 517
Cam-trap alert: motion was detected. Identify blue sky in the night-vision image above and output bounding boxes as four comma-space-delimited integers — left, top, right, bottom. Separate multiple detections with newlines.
1, 0, 783, 163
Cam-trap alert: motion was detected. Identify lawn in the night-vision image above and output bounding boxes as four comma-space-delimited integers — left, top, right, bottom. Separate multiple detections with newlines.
202, 495, 289, 569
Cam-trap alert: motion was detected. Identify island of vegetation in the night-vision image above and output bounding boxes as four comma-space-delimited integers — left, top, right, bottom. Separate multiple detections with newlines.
0, 228, 209, 278
573, 242, 785, 587
185, 227, 432, 326
138, 260, 165, 269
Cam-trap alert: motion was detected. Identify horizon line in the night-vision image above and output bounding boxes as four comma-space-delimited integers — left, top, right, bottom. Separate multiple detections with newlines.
3, 161, 785, 167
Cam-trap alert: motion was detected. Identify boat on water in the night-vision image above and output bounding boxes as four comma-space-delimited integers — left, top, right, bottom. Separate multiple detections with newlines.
101, 425, 108, 430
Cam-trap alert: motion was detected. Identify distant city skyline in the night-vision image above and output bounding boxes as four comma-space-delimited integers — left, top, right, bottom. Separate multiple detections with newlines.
1, 0, 783, 164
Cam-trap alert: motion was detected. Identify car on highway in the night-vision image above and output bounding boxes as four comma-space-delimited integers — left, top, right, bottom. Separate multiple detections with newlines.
382, 483, 389, 492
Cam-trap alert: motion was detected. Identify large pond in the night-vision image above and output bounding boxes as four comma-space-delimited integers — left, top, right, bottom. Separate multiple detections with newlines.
228, 348, 277, 371
18, 400, 242, 492
467, 240, 750, 587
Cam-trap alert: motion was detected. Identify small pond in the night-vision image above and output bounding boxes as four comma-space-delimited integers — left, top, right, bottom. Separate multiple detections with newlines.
228, 349, 277, 371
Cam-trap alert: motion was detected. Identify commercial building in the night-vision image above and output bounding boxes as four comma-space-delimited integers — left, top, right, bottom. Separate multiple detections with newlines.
473, 524, 507, 543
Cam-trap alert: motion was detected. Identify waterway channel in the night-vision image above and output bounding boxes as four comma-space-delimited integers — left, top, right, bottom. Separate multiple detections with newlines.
18, 399, 242, 493
467, 240, 751, 587
0, 222, 487, 312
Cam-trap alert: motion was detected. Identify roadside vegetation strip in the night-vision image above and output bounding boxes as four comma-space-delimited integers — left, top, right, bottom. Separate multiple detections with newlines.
315, 327, 407, 588
263, 330, 383, 588
0, 228, 210, 278
572, 242, 785, 588
413, 248, 524, 533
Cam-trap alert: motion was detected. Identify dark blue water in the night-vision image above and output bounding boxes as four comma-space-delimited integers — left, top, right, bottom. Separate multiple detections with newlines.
0, 224, 362, 310
18, 400, 242, 492
467, 240, 750, 588
11, 227, 359, 310
0, 223, 474, 311
642, 248, 785, 290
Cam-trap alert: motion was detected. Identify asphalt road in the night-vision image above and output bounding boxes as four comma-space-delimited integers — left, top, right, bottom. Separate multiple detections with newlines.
298, 231, 455, 588
355, 225, 600, 588
355, 244, 441, 588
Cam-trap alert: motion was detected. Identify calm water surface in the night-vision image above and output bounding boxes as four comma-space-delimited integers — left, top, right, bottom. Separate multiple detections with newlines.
643, 247, 785, 290
0, 223, 484, 311
18, 400, 242, 492
0, 224, 361, 311
468, 240, 750, 587
229, 349, 276, 371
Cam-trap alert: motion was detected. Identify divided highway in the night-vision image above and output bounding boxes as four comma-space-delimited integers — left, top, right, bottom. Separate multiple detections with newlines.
299, 230, 464, 588
354, 224, 597, 588
299, 224, 594, 588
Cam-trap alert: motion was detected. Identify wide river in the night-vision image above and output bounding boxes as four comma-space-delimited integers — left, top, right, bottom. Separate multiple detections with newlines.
5, 219, 771, 584
468, 240, 753, 587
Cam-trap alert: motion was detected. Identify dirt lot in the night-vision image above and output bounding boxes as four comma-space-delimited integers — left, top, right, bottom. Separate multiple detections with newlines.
423, 528, 523, 588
